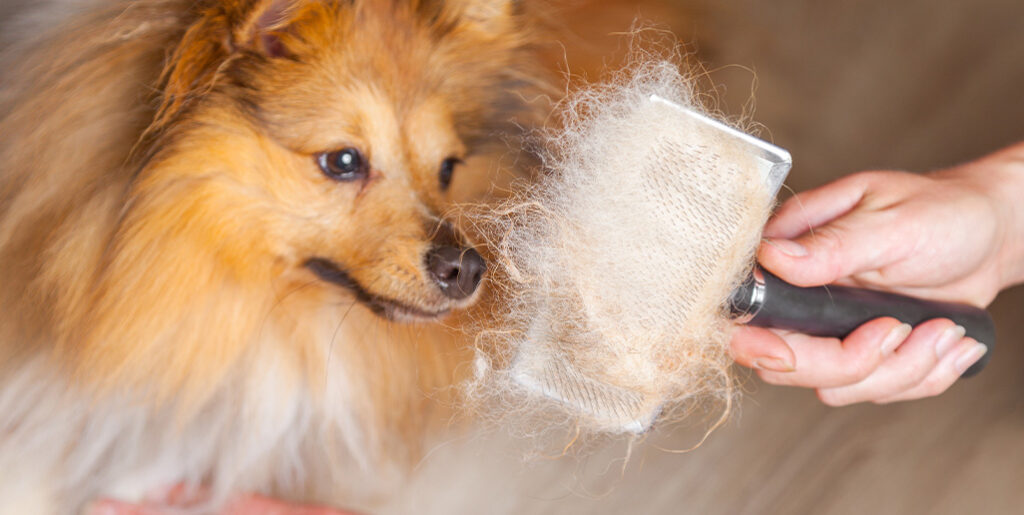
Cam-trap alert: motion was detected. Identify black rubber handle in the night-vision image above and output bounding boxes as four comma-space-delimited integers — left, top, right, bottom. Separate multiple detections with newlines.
729, 268, 995, 377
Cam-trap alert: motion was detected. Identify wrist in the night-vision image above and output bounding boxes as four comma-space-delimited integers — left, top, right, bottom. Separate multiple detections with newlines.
966, 143, 1024, 289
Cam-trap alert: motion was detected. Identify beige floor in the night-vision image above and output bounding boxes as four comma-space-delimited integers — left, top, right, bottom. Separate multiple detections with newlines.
389, 288, 1024, 514
386, 1, 1024, 514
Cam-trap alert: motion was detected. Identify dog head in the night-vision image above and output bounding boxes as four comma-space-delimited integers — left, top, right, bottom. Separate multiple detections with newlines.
142, 0, 538, 322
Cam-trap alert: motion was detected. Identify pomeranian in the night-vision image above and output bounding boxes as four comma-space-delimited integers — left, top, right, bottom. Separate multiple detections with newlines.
0, 0, 542, 511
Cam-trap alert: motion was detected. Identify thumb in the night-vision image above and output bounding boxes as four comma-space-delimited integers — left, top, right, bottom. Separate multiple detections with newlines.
759, 209, 897, 287
730, 326, 796, 372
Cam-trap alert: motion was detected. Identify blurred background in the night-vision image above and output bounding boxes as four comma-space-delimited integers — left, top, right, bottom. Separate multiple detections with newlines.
2, 0, 1021, 513
388, 1, 1024, 514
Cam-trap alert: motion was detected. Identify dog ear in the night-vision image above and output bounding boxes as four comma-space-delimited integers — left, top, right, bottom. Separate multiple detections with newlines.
152, 1, 306, 129
228, 0, 304, 58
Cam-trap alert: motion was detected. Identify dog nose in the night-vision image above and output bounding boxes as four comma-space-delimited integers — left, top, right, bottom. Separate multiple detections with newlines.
426, 246, 486, 300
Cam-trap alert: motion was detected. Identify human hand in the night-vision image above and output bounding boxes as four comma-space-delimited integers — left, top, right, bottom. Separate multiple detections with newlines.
731, 143, 1024, 405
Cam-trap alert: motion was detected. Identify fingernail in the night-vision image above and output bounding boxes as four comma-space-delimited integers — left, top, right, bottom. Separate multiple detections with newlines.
954, 343, 988, 375
765, 238, 808, 257
881, 323, 913, 355
753, 356, 795, 372
934, 325, 966, 358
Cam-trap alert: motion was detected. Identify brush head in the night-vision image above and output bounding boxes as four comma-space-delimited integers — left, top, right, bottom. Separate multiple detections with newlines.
649, 95, 792, 197
476, 61, 785, 435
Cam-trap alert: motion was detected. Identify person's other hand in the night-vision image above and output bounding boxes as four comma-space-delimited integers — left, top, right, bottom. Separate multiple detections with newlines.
731, 143, 1024, 405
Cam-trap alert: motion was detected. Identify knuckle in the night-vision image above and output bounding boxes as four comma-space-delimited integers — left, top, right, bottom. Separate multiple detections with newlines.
839, 357, 875, 384
812, 225, 846, 253
854, 169, 907, 186
865, 170, 898, 181
809, 227, 850, 282
838, 170, 876, 188
918, 376, 954, 398
904, 357, 938, 385
888, 375, 924, 395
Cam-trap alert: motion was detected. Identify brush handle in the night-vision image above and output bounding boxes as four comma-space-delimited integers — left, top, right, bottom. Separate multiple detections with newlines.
729, 268, 994, 377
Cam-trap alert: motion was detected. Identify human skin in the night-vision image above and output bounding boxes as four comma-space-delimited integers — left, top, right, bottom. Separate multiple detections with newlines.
730, 142, 1024, 405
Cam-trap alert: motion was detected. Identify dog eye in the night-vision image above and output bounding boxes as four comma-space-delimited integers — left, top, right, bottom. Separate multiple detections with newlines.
439, 157, 462, 190
317, 148, 368, 181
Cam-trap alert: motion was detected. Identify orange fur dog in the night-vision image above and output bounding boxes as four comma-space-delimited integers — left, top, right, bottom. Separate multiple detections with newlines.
0, 0, 542, 511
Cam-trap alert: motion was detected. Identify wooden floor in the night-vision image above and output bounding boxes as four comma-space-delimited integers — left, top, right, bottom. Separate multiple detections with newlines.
390, 288, 1024, 514
386, 1, 1024, 513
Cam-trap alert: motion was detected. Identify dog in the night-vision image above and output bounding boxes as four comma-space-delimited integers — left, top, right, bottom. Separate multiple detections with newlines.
0, 0, 543, 511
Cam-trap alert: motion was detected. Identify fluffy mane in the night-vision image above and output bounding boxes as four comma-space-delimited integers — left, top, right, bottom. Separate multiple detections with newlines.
0, 0, 543, 511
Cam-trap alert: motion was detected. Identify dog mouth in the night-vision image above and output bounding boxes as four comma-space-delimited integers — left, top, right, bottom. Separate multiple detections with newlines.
304, 258, 450, 322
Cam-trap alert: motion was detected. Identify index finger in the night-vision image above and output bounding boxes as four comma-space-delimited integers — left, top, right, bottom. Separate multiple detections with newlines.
763, 173, 871, 240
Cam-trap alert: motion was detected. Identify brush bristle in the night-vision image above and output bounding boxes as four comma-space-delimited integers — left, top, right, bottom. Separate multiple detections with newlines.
513, 321, 662, 434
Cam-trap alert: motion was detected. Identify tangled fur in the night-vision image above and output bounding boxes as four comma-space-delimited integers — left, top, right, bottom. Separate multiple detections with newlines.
470, 54, 774, 437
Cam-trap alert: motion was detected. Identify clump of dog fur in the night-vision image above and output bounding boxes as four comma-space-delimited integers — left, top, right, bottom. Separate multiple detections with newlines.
469, 55, 773, 439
